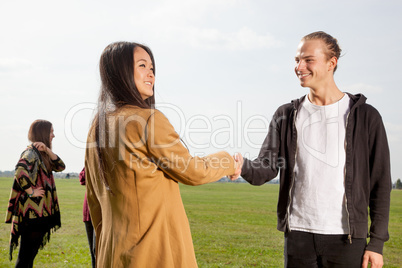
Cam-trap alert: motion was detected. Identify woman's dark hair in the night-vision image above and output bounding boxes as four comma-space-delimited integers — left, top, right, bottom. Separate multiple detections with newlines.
92, 41, 156, 191
98, 41, 155, 109
302, 31, 342, 73
28, 119, 53, 171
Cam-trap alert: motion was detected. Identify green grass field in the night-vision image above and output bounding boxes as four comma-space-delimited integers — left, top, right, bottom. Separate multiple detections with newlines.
0, 177, 401, 267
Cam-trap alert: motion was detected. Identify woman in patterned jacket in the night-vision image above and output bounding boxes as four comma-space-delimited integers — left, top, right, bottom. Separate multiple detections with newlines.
5, 119, 65, 267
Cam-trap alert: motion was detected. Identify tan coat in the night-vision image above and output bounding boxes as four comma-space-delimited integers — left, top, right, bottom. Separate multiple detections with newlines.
85, 106, 236, 268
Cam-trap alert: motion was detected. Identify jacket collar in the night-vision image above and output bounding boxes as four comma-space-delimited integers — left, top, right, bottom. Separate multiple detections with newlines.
346, 92, 367, 110
291, 92, 366, 111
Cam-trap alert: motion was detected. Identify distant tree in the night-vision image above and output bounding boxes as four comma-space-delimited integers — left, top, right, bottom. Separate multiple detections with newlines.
396, 179, 402, 190
0, 170, 14, 177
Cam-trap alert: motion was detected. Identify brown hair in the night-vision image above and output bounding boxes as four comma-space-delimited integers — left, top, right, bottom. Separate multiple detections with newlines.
92, 41, 156, 192
302, 31, 342, 73
28, 119, 53, 171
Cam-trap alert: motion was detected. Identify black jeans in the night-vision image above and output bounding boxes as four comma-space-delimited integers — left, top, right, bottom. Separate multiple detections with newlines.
15, 229, 46, 268
84, 221, 96, 268
284, 231, 366, 268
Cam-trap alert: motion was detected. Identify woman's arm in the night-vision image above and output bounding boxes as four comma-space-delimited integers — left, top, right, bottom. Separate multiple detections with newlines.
33, 142, 66, 172
33, 142, 58, 160
139, 110, 238, 185
14, 151, 46, 197
25, 186, 45, 198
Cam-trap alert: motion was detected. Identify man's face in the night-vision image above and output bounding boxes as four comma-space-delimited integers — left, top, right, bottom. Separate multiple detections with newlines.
294, 39, 334, 90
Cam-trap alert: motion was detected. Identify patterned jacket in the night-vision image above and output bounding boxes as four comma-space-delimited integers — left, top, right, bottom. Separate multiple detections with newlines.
5, 144, 65, 260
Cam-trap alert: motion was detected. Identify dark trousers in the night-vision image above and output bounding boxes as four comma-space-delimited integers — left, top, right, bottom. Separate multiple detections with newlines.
84, 221, 96, 268
15, 230, 46, 268
284, 231, 366, 268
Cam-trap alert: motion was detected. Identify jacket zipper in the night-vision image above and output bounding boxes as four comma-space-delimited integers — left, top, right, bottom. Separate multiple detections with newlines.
344, 110, 352, 244
286, 109, 298, 232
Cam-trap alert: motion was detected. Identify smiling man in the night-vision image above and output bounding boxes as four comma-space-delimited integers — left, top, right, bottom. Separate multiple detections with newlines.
234, 31, 392, 268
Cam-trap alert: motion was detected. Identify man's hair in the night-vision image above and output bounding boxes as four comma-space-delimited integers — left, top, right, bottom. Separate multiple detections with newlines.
302, 31, 342, 73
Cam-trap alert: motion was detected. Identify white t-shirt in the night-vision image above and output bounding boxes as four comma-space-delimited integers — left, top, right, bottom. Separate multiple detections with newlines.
289, 94, 350, 234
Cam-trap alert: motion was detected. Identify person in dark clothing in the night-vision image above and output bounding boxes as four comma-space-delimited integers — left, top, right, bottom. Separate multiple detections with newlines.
79, 167, 96, 268
231, 31, 391, 268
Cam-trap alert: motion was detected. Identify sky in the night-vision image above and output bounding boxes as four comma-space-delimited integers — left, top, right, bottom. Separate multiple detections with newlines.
1, 0, 401, 182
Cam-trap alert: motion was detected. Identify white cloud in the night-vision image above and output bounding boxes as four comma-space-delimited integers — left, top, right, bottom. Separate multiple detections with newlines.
384, 122, 402, 181
0, 58, 35, 72
173, 26, 281, 50
384, 122, 402, 143
131, 0, 281, 50
345, 83, 383, 94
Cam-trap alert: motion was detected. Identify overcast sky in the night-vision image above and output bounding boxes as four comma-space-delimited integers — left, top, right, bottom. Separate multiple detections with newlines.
1, 0, 401, 182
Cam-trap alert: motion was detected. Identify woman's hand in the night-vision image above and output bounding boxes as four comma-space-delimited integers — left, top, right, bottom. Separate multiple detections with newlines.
33, 142, 48, 152
229, 153, 243, 181
33, 142, 58, 160
27, 187, 45, 198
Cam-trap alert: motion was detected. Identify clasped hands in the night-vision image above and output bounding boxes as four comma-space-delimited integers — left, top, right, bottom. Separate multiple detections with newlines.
229, 153, 244, 181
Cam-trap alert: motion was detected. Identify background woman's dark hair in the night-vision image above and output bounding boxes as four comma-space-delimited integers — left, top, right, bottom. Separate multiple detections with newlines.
28, 119, 53, 171
302, 31, 342, 73
93, 41, 156, 191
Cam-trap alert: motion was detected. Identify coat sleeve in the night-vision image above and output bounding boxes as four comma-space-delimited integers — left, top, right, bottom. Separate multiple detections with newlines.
366, 111, 392, 254
51, 156, 66, 172
241, 110, 283, 185
139, 110, 236, 186
79, 167, 86, 185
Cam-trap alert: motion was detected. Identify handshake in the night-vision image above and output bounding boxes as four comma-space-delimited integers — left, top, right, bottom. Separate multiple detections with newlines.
229, 153, 244, 181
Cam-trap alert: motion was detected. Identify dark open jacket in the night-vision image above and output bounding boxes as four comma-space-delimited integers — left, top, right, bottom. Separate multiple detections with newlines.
241, 93, 392, 254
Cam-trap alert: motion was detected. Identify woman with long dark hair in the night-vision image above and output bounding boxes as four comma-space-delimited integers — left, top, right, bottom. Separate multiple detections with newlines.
6, 119, 65, 267
85, 42, 240, 267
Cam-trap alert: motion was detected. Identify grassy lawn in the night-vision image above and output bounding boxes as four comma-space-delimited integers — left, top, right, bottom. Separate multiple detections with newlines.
0, 177, 401, 267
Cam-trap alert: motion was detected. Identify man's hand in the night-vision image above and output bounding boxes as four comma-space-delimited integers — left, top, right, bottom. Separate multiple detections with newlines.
229, 153, 243, 181
362, 250, 383, 268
